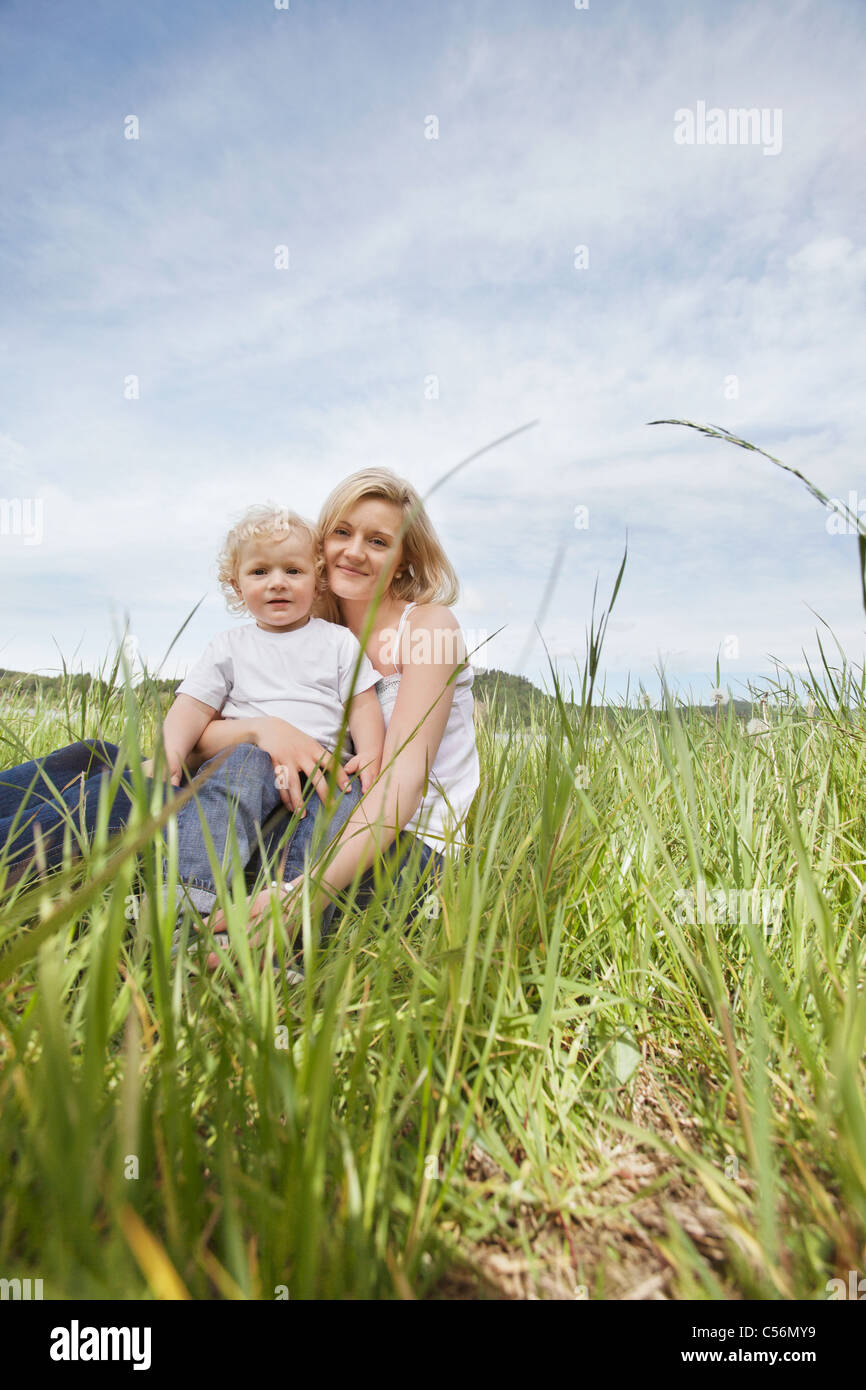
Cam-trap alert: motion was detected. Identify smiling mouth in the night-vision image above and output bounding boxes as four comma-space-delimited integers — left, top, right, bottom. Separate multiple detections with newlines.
338, 565, 366, 575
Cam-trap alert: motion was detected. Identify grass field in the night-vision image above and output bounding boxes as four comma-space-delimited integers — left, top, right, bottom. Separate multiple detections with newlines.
1, 625, 864, 1302
2, 422, 865, 1302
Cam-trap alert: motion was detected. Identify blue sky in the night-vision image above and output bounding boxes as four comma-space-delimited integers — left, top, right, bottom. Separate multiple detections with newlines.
1, 0, 865, 704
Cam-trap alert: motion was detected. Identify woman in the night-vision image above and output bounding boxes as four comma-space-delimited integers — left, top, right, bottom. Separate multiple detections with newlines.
1, 469, 480, 942
193, 466, 480, 948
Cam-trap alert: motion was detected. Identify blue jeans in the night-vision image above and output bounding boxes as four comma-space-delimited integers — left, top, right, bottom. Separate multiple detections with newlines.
0, 740, 130, 874
170, 743, 445, 937
0, 740, 445, 935
344, 833, 444, 930
170, 744, 364, 933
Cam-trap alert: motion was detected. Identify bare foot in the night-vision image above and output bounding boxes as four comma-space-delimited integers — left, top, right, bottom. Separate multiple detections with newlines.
204, 880, 303, 970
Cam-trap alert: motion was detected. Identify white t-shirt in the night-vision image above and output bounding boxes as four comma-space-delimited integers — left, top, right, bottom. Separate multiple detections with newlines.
176, 618, 380, 760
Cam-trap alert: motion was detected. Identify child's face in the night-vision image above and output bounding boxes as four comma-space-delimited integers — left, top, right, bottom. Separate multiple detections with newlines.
233, 530, 318, 632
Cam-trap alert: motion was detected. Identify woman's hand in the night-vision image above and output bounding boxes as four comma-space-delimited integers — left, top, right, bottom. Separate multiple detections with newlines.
253, 717, 351, 814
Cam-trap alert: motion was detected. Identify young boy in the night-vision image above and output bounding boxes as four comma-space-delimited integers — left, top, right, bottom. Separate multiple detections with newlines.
158, 504, 384, 943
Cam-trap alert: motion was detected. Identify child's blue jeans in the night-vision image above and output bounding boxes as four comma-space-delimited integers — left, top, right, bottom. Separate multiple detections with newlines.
169, 743, 362, 932
170, 743, 445, 938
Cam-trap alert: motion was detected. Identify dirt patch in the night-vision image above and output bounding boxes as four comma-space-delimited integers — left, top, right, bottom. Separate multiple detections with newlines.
428, 1046, 750, 1301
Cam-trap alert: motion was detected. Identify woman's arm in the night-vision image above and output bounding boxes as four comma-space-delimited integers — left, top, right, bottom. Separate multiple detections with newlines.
301, 606, 464, 907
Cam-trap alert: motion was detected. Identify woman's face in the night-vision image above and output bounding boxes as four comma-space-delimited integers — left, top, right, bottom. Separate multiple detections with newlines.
323, 497, 405, 605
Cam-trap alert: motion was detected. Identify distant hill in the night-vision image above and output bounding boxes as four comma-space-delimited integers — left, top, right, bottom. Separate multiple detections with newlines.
472, 668, 572, 724
0, 663, 763, 726
0, 667, 178, 699
472, 669, 759, 724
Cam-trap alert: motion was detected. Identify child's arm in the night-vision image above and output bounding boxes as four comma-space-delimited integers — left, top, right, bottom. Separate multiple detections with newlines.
343, 687, 385, 794
159, 693, 219, 785
192, 714, 352, 809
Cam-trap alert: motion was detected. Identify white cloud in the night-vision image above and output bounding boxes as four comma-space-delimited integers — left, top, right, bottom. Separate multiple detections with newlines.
1, 0, 864, 694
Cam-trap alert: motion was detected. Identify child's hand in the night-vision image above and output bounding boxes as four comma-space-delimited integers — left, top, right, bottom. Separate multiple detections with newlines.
254, 717, 350, 812
141, 753, 182, 785
344, 752, 380, 795
161, 750, 183, 786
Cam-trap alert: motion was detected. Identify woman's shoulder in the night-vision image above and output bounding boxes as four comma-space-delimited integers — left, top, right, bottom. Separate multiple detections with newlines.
403, 601, 459, 632
398, 602, 469, 672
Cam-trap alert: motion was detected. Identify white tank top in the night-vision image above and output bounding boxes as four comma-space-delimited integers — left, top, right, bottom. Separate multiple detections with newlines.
374, 602, 480, 855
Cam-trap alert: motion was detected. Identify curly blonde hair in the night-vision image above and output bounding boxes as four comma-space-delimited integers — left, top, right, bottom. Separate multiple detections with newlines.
217, 505, 323, 615
313, 468, 459, 623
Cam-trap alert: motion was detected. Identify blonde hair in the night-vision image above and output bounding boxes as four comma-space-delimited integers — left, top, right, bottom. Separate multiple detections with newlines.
313, 468, 459, 623
217, 505, 323, 615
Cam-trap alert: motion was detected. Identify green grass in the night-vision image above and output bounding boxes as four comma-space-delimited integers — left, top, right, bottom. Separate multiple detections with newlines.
1, 634, 864, 1301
